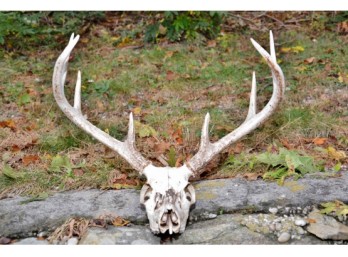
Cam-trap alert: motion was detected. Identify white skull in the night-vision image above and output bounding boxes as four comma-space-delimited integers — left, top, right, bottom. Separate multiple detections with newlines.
140, 164, 196, 234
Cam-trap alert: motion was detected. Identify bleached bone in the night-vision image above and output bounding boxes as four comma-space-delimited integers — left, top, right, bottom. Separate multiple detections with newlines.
52, 31, 285, 235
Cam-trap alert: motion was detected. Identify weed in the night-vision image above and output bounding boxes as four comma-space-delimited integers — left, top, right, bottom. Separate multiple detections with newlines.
257, 148, 324, 185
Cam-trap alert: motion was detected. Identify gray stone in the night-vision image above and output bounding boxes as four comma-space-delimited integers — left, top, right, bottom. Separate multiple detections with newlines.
1, 172, 348, 238
79, 225, 160, 245
278, 232, 291, 243
67, 237, 79, 245
37, 232, 48, 238
13, 237, 49, 245
306, 210, 348, 240
79, 214, 327, 245
0, 189, 146, 238
295, 219, 307, 227
269, 207, 278, 214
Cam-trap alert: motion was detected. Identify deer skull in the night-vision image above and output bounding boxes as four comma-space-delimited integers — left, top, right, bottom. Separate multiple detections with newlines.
52, 31, 285, 235
140, 165, 195, 234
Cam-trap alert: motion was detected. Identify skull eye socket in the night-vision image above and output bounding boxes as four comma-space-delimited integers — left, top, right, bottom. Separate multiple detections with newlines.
184, 184, 196, 204
140, 184, 153, 204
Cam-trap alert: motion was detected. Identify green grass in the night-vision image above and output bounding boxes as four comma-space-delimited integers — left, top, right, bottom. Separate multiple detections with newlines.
1, 14, 347, 196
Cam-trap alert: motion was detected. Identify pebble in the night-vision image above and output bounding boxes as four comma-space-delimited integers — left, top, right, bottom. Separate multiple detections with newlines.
294, 219, 307, 227
37, 232, 48, 238
278, 232, 291, 243
269, 208, 278, 214
208, 213, 217, 219
67, 237, 79, 245
296, 227, 306, 235
275, 223, 282, 231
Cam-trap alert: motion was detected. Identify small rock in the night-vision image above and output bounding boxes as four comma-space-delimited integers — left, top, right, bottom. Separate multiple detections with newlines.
269, 208, 278, 214
208, 213, 217, 219
307, 209, 348, 240
296, 227, 306, 235
275, 223, 282, 231
67, 237, 79, 245
37, 232, 48, 238
294, 219, 307, 227
13, 237, 49, 245
278, 232, 291, 243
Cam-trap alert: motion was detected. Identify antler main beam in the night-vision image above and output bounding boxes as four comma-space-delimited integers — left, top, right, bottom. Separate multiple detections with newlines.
186, 31, 285, 175
52, 34, 151, 173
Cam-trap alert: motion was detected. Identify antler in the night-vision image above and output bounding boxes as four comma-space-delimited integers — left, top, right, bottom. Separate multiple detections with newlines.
186, 31, 285, 176
52, 34, 151, 173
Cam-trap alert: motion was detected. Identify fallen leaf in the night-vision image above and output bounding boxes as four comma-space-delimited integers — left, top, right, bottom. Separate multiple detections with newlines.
327, 146, 347, 161
154, 141, 171, 154
0, 237, 11, 245
304, 57, 315, 64
22, 155, 40, 166
132, 107, 142, 115
337, 21, 348, 35
306, 218, 316, 224
164, 51, 174, 59
280, 46, 304, 54
73, 169, 84, 177
11, 145, 21, 152
159, 24, 167, 35
0, 119, 16, 131
166, 70, 175, 81
312, 138, 327, 145
207, 40, 216, 48
243, 172, 261, 181
90, 219, 107, 228
230, 142, 244, 154
112, 216, 130, 227
280, 138, 291, 149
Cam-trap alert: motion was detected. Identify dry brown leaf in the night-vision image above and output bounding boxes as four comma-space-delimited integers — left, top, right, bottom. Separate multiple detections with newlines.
164, 51, 174, 59
337, 21, 348, 35
11, 145, 21, 152
280, 138, 291, 149
307, 218, 316, 224
166, 70, 176, 81
243, 172, 261, 181
207, 40, 216, 48
230, 142, 244, 154
73, 169, 84, 177
304, 57, 315, 64
154, 141, 171, 154
0, 119, 16, 131
22, 155, 40, 166
112, 216, 130, 227
312, 137, 327, 145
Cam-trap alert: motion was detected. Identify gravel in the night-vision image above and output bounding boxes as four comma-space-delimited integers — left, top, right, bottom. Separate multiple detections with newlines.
278, 232, 291, 243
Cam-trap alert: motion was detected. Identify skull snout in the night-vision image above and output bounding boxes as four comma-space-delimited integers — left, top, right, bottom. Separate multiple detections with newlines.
159, 209, 180, 234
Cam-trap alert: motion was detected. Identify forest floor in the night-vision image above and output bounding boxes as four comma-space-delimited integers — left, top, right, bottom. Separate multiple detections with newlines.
0, 12, 347, 197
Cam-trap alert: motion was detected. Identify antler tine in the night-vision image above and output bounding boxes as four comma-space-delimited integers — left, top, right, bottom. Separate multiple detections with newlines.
53, 34, 151, 173
246, 71, 257, 121
73, 70, 82, 114
127, 112, 136, 145
201, 113, 211, 149
186, 31, 285, 175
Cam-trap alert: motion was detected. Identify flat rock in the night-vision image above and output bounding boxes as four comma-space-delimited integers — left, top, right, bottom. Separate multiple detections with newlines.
79, 225, 160, 245
1, 172, 348, 238
79, 214, 326, 245
307, 210, 348, 240
13, 237, 49, 245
